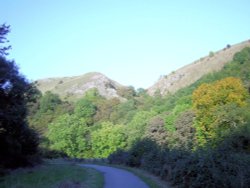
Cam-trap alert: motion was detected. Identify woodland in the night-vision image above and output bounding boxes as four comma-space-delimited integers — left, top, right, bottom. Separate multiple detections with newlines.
1, 24, 250, 187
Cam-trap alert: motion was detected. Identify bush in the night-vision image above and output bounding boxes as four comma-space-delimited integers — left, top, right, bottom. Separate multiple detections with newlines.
209, 51, 214, 57
108, 137, 250, 187
169, 110, 195, 150
108, 149, 128, 165
166, 149, 250, 188
39, 148, 68, 159
126, 139, 158, 167
141, 145, 163, 176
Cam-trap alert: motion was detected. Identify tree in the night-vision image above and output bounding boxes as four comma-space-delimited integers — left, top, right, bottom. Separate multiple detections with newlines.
94, 98, 120, 122
125, 111, 156, 147
0, 57, 38, 167
74, 98, 96, 125
164, 98, 192, 132
169, 110, 195, 150
91, 122, 127, 158
0, 25, 39, 168
192, 77, 248, 147
117, 86, 136, 99
0, 24, 11, 56
28, 91, 73, 135
47, 114, 89, 158
145, 116, 167, 147
110, 99, 137, 124
39, 91, 61, 113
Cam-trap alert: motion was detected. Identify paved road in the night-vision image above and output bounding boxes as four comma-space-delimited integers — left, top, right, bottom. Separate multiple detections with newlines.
80, 164, 149, 188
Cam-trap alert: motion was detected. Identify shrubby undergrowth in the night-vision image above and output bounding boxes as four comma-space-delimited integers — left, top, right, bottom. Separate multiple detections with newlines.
108, 129, 250, 188
26, 45, 250, 187
108, 47, 250, 187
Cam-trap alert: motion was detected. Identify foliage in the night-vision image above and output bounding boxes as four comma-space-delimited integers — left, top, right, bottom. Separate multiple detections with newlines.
125, 139, 159, 167
165, 149, 250, 188
144, 116, 167, 146
117, 86, 136, 99
74, 98, 97, 125
169, 110, 195, 150
164, 97, 192, 132
94, 98, 120, 122
108, 149, 129, 165
193, 77, 248, 147
39, 91, 62, 113
109, 134, 250, 188
126, 111, 156, 146
110, 99, 137, 124
0, 24, 11, 56
209, 51, 214, 57
21, 45, 250, 187
91, 122, 127, 158
0, 25, 39, 168
108, 47, 250, 187
47, 114, 89, 158
28, 91, 73, 135
233, 47, 250, 64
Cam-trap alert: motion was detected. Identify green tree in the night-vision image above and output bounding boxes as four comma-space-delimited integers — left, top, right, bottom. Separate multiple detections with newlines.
126, 111, 156, 147
28, 91, 73, 135
165, 97, 192, 132
39, 91, 62, 113
110, 99, 137, 124
91, 122, 127, 158
47, 114, 89, 158
94, 98, 120, 122
74, 98, 96, 125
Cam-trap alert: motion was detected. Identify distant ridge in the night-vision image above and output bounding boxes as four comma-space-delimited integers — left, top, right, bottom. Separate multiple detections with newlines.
147, 40, 250, 96
35, 72, 125, 100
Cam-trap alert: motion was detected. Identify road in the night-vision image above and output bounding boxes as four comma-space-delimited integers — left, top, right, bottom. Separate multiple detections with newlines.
80, 164, 149, 188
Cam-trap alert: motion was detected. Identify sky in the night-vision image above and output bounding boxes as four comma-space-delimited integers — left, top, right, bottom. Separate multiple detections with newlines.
1, 0, 250, 89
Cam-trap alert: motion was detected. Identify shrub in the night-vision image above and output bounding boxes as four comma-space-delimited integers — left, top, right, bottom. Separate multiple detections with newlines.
169, 110, 195, 150
125, 139, 158, 167
108, 149, 128, 165
145, 116, 167, 146
141, 146, 163, 176
209, 51, 214, 57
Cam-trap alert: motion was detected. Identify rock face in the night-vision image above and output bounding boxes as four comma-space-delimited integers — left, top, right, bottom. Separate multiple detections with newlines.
147, 40, 250, 96
35, 72, 124, 100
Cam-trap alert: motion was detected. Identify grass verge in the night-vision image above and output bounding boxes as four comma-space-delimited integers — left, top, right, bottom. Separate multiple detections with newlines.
0, 162, 103, 188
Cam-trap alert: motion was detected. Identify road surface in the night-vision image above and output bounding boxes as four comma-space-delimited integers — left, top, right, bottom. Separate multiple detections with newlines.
80, 164, 149, 188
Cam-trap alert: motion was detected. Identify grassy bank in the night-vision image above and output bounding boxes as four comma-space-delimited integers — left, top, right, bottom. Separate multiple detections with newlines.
0, 162, 103, 188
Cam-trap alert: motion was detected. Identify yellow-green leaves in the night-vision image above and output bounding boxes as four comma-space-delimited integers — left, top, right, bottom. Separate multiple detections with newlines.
193, 77, 248, 147
91, 122, 127, 158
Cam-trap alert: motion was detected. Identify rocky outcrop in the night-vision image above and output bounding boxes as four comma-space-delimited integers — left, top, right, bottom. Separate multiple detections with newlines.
147, 40, 250, 96
35, 72, 125, 100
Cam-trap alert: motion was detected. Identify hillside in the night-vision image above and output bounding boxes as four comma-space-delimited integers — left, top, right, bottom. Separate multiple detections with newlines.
35, 72, 125, 100
28, 45, 250, 187
147, 40, 250, 96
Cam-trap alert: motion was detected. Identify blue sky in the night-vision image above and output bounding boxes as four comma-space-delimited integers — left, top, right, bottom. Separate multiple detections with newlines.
1, 0, 250, 89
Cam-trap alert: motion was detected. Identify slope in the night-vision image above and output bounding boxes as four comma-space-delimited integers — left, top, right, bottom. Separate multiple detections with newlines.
35, 72, 125, 100
148, 40, 250, 96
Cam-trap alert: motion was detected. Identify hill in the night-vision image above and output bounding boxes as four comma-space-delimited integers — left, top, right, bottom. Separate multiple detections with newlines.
35, 72, 125, 100
28, 45, 250, 187
147, 40, 250, 96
